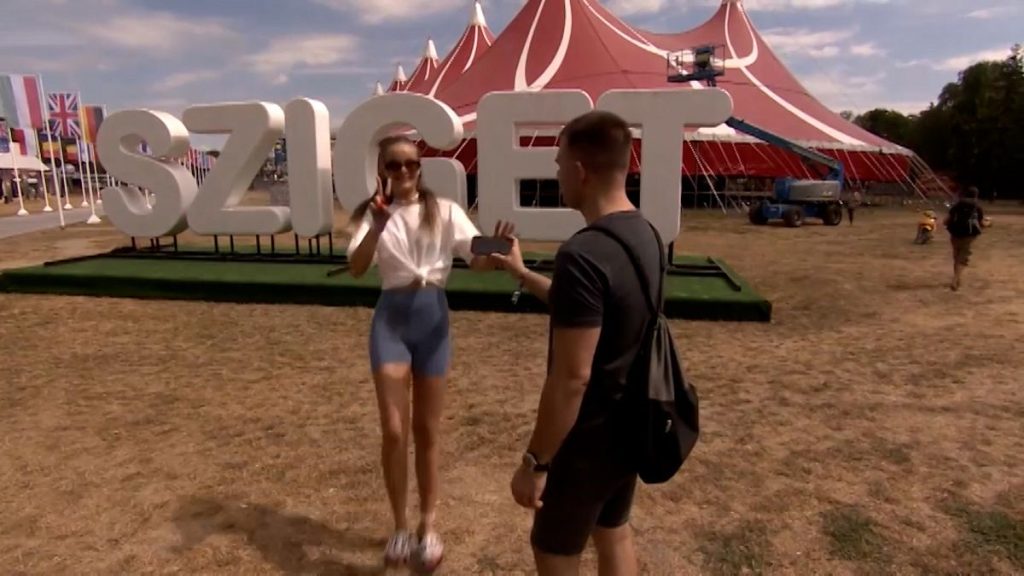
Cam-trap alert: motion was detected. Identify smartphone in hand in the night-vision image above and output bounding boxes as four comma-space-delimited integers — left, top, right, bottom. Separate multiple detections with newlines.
470, 235, 512, 256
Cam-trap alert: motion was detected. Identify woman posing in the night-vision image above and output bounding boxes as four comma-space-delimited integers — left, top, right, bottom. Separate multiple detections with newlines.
347, 135, 510, 572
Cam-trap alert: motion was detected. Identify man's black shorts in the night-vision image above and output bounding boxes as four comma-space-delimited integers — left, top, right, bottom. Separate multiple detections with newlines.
530, 425, 637, 556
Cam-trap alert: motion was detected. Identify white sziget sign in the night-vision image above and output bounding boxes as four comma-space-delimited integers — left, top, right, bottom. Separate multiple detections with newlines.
96, 89, 733, 242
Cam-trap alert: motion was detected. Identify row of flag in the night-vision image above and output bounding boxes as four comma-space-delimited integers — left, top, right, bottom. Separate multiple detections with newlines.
1, 75, 101, 163
0, 72, 218, 221
0, 73, 215, 174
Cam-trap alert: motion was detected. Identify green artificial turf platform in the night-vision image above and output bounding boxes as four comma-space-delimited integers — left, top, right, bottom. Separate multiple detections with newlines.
0, 246, 771, 322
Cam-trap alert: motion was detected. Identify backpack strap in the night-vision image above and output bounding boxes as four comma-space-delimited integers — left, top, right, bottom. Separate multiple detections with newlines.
583, 219, 666, 316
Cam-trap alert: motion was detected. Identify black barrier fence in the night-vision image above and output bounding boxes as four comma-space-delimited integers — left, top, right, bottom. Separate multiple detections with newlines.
114, 234, 734, 290
128, 232, 342, 262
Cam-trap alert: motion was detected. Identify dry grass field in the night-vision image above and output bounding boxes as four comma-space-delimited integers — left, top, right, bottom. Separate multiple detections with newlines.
1, 199, 1023, 575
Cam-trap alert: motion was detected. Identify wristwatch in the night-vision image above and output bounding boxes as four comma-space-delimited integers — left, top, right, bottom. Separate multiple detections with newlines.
522, 451, 550, 473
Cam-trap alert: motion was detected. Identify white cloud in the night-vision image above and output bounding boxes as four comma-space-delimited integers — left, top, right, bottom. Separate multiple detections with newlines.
118, 97, 191, 118
761, 27, 857, 58
1, 0, 237, 77
608, 0, 669, 16
742, 0, 890, 10
836, 99, 936, 115
76, 11, 238, 53
966, 6, 1016, 19
291, 65, 385, 76
0, 31, 82, 49
894, 46, 1016, 71
870, 100, 935, 115
152, 71, 221, 92
243, 33, 362, 75
608, 0, 891, 15
934, 48, 1013, 71
850, 42, 885, 57
760, 28, 888, 60
311, 0, 468, 24
2, 54, 90, 73
800, 71, 886, 110
803, 74, 936, 117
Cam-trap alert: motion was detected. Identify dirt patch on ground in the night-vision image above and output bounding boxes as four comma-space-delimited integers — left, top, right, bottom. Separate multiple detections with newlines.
2, 202, 1023, 574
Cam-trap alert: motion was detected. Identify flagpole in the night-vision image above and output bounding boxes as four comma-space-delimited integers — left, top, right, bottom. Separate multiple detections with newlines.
83, 139, 100, 224
74, 136, 89, 207
58, 137, 72, 211
51, 112, 73, 211
38, 78, 66, 226
79, 104, 101, 216
93, 143, 102, 204
5, 122, 29, 216
101, 106, 113, 190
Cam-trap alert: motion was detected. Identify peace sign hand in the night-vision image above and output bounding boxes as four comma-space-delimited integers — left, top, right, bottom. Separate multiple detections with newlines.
370, 176, 392, 232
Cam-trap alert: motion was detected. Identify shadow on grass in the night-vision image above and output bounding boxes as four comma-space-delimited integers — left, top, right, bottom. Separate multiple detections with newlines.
698, 520, 774, 576
171, 495, 386, 575
821, 504, 889, 564
941, 495, 1024, 571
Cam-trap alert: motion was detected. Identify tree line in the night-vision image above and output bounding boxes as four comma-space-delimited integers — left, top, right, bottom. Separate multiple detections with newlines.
841, 45, 1024, 200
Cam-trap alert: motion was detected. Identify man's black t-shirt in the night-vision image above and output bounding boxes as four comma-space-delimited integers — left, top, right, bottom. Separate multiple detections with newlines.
547, 210, 663, 432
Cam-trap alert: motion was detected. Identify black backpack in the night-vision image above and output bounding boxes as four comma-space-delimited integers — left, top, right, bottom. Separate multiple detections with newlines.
947, 202, 982, 237
585, 220, 700, 485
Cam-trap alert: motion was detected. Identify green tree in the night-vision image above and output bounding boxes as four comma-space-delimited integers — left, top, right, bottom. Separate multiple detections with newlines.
937, 45, 1024, 196
852, 109, 915, 148
908, 105, 952, 172
851, 45, 1024, 199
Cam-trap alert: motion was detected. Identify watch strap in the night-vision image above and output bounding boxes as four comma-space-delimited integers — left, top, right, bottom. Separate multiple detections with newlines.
526, 451, 550, 472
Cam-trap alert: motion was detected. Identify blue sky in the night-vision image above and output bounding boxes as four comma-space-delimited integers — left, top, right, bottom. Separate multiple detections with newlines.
2, 0, 1020, 147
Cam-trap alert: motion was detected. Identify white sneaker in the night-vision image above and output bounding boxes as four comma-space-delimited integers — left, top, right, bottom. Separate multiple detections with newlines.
413, 531, 444, 573
384, 530, 414, 567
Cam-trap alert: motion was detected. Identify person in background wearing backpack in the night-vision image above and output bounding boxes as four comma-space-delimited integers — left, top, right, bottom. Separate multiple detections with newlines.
944, 186, 986, 291
486, 110, 664, 576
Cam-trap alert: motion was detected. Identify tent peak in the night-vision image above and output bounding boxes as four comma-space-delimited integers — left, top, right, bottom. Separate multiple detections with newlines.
470, 1, 487, 27
393, 64, 407, 82
373, 81, 385, 95
424, 38, 439, 60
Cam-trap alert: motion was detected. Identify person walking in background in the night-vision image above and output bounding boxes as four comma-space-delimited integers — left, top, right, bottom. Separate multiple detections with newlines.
489, 110, 662, 576
944, 186, 986, 291
846, 188, 862, 225
346, 134, 508, 572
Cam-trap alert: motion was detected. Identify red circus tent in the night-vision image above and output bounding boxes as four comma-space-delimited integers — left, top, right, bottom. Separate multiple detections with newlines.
407, 0, 942, 197
384, 3, 495, 97
399, 39, 440, 93
386, 64, 407, 93
422, 1, 496, 98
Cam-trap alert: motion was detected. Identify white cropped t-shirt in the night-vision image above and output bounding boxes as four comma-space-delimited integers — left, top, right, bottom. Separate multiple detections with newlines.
347, 198, 481, 289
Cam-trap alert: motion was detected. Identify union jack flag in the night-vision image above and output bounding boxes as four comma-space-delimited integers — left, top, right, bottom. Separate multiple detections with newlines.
47, 92, 81, 139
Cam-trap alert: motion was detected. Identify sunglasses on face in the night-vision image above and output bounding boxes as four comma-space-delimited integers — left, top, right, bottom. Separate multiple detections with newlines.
384, 159, 421, 173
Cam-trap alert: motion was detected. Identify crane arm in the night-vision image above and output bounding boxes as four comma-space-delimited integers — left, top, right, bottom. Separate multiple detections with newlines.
725, 117, 843, 178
